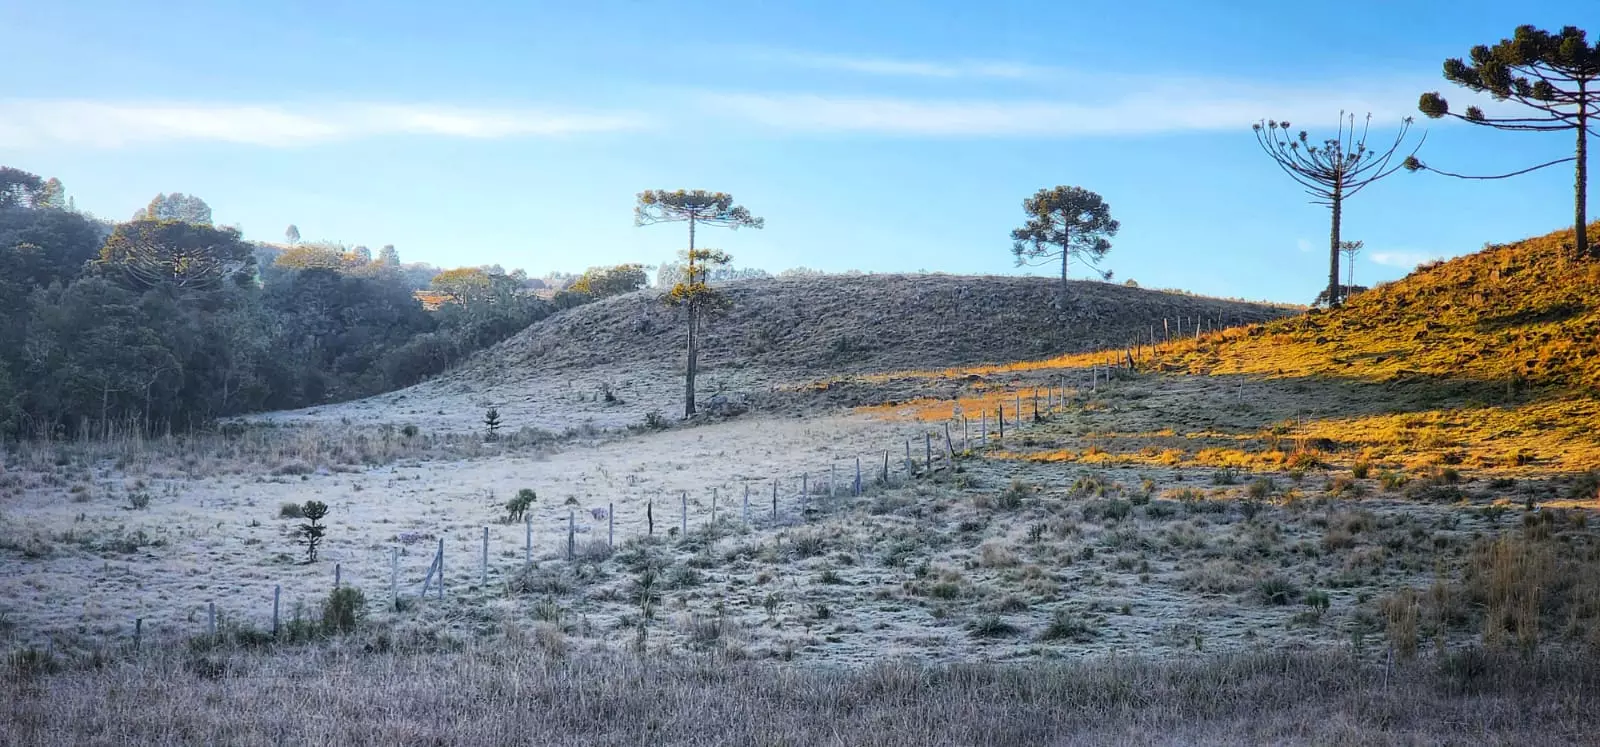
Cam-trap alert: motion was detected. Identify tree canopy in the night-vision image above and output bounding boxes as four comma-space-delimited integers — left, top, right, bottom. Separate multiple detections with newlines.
96, 219, 256, 292
1011, 186, 1120, 303
1412, 24, 1600, 259
570, 263, 648, 299
1253, 113, 1420, 306
133, 193, 213, 225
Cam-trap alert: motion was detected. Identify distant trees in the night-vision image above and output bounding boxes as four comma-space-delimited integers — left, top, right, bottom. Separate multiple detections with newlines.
1411, 25, 1600, 259
0, 165, 558, 438
1010, 186, 1120, 306
133, 193, 213, 225
570, 263, 648, 299
0, 167, 47, 209
635, 190, 764, 418
96, 219, 256, 292
1253, 113, 1421, 307
285, 224, 300, 244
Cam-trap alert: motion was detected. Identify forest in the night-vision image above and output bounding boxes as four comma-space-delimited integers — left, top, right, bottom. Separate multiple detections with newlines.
0, 166, 644, 439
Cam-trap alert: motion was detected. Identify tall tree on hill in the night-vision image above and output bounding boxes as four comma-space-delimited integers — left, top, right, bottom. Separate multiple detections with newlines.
285, 224, 300, 245
634, 190, 763, 418
1408, 25, 1600, 260
1010, 186, 1119, 307
1253, 113, 1421, 307
0, 167, 47, 209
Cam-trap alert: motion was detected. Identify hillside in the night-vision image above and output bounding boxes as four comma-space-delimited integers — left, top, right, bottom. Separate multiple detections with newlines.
465, 273, 1296, 378
1157, 223, 1600, 393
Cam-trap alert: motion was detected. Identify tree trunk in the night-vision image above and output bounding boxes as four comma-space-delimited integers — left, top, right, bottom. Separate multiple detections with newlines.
1577, 83, 1590, 259
1328, 183, 1342, 307
684, 214, 697, 418
1058, 226, 1070, 309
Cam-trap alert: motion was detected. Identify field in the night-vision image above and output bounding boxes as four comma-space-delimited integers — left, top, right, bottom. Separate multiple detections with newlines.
4, 257, 1600, 745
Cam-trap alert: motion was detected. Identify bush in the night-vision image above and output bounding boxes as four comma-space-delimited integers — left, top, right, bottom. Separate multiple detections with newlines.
1039, 609, 1097, 642
1256, 575, 1302, 606
967, 615, 1019, 638
506, 489, 536, 523
278, 502, 304, 519
321, 585, 366, 634
127, 492, 151, 510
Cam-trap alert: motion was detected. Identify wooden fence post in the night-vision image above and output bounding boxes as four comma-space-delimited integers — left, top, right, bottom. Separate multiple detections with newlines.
391, 547, 399, 608
772, 480, 778, 521
334, 563, 341, 589
273, 585, 281, 638
133, 618, 142, 652
742, 485, 750, 523
437, 538, 445, 600
208, 601, 215, 638
680, 492, 688, 538
647, 500, 654, 536
924, 432, 932, 470
881, 451, 889, 484
481, 527, 489, 586
998, 404, 1005, 440
712, 488, 719, 526
608, 502, 615, 547
854, 457, 862, 496
567, 509, 576, 560
525, 514, 532, 565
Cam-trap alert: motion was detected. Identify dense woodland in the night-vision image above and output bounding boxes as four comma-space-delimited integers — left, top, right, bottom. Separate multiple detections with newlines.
0, 166, 649, 439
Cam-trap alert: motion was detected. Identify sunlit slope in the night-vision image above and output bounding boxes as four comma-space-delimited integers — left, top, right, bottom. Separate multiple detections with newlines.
1160, 223, 1600, 392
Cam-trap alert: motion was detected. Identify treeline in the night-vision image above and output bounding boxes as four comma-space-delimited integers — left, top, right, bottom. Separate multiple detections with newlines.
0, 167, 643, 439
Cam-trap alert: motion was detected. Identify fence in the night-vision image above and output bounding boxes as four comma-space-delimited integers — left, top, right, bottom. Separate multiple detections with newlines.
61, 312, 1248, 652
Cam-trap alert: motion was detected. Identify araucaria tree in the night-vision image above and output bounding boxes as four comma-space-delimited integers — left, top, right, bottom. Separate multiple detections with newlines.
1411, 25, 1600, 259
1253, 113, 1422, 306
1010, 186, 1119, 306
634, 190, 763, 418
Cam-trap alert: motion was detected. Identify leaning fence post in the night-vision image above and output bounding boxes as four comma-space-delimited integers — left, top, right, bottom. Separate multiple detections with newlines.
648, 500, 654, 536
437, 537, 445, 600
273, 585, 281, 638
882, 450, 889, 484
945, 422, 957, 461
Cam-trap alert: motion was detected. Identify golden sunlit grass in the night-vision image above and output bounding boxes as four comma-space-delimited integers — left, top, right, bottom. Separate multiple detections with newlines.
856, 223, 1600, 481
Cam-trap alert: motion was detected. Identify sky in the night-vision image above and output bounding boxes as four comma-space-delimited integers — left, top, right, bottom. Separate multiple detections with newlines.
0, 0, 1593, 303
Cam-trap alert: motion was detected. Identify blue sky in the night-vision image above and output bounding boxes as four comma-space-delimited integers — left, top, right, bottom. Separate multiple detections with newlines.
1, 0, 1592, 302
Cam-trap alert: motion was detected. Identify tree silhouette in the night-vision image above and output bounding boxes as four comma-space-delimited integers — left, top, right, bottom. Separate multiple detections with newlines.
1010, 186, 1119, 306
1409, 25, 1600, 259
634, 190, 763, 418
1253, 113, 1422, 306
285, 224, 300, 245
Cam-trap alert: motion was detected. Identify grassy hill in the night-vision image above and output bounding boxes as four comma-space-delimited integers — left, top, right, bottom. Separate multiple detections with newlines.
1159, 222, 1600, 393
463, 273, 1298, 378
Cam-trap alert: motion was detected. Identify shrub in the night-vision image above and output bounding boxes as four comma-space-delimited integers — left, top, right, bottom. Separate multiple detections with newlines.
506, 489, 536, 523
1246, 477, 1275, 501
643, 411, 670, 431
1285, 450, 1323, 471
967, 615, 1019, 638
278, 502, 304, 519
1039, 609, 1097, 642
1378, 470, 1409, 491
321, 585, 366, 634
1351, 461, 1372, 479
1256, 575, 1302, 606
1211, 468, 1240, 485
127, 492, 151, 510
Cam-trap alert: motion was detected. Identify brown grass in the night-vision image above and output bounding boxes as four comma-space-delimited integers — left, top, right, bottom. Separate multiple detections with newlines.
5, 641, 1600, 746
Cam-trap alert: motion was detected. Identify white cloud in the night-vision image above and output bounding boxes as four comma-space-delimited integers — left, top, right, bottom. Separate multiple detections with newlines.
697, 78, 1427, 137
1369, 250, 1447, 268
0, 101, 650, 148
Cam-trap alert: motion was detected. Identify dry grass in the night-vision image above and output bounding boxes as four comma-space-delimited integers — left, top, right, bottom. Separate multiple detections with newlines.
5, 640, 1600, 746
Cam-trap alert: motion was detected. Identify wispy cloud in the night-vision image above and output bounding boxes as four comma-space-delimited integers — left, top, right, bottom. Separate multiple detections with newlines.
698, 80, 1425, 137
1369, 250, 1447, 268
754, 50, 1055, 79
0, 101, 650, 148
